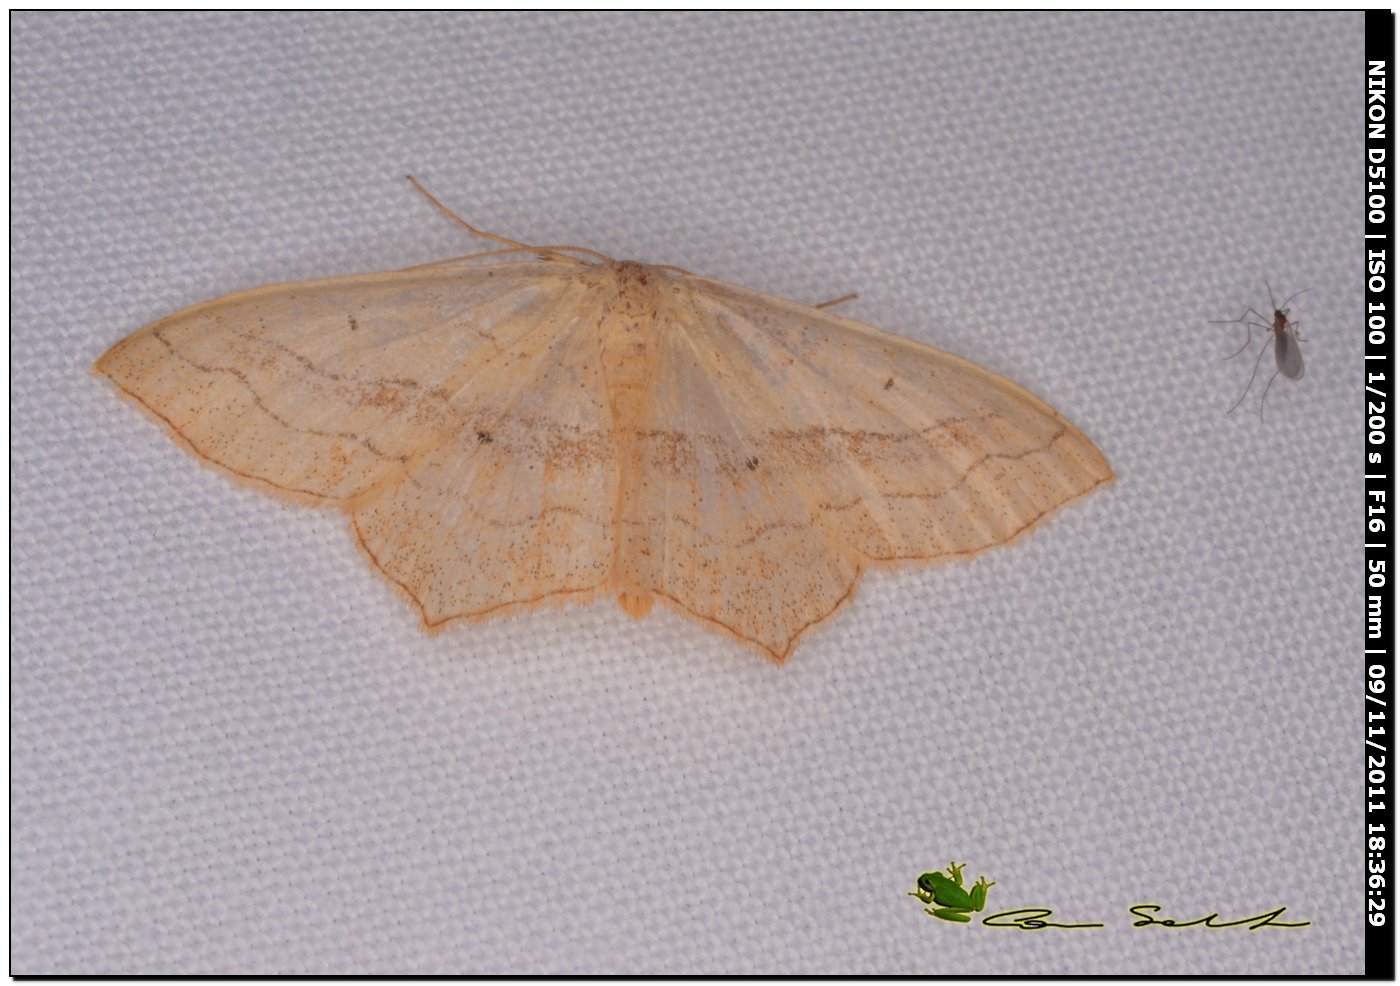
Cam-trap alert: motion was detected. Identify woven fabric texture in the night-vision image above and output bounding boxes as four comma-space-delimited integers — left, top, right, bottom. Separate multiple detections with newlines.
12, 11, 1362, 973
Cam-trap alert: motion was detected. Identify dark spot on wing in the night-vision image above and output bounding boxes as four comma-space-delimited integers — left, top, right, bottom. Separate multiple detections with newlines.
477, 430, 493, 444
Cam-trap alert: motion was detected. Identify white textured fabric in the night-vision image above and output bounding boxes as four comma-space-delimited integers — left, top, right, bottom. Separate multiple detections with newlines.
12, 11, 1362, 974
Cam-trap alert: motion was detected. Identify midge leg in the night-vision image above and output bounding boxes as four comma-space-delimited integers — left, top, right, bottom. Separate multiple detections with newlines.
1255, 367, 1284, 421
1211, 308, 1273, 360
1226, 334, 1277, 416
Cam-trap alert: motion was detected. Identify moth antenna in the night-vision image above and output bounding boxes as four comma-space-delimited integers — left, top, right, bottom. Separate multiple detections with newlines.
814, 293, 858, 310
405, 176, 613, 265
407, 175, 536, 252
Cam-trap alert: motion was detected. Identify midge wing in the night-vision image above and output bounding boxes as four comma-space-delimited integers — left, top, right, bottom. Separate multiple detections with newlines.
1275, 326, 1304, 380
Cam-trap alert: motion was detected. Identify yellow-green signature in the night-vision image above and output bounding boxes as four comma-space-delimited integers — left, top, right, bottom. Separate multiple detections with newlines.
910, 863, 1311, 931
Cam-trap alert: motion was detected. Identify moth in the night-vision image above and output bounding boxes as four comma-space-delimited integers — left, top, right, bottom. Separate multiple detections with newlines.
95, 179, 1113, 661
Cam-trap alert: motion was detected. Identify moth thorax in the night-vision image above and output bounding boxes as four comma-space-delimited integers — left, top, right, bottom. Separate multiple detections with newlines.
598, 268, 664, 428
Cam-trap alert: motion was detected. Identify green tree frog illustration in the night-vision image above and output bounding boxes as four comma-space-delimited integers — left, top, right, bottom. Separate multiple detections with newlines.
911, 861, 996, 923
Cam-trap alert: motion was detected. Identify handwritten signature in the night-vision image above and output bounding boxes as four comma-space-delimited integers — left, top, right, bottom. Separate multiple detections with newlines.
975, 905, 1309, 931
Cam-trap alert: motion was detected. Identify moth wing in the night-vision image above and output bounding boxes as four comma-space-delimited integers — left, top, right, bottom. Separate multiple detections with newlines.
97, 261, 624, 627
350, 280, 622, 628
624, 275, 1112, 659
96, 262, 583, 503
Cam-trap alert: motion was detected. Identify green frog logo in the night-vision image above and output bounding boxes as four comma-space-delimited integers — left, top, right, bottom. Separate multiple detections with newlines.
910, 861, 995, 923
